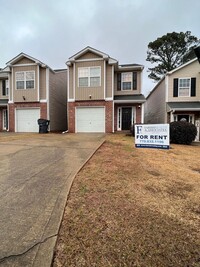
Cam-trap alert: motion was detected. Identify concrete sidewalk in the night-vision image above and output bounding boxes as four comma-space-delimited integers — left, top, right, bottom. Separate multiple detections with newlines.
0, 133, 105, 267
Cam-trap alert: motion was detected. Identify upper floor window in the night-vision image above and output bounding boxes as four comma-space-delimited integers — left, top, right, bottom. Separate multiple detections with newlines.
173, 77, 196, 97
179, 78, 190, 97
78, 67, 101, 87
16, 71, 35, 90
2, 80, 9, 96
117, 72, 137, 91
121, 72, 132, 90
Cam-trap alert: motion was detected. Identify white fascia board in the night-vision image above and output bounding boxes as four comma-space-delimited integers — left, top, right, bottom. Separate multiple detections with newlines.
114, 100, 146, 104
170, 107, 200, 111
118, 65, 144, 71
167, 58, 198, 75
69, 46, 109, 61
68, 99, 75, 102
108, 58, 118, 64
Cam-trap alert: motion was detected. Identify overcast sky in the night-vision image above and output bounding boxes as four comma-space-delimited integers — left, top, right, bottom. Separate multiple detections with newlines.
0, 0, 199, 95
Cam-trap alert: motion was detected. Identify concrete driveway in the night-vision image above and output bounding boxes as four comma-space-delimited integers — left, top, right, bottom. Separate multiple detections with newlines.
0, 133, 105, 267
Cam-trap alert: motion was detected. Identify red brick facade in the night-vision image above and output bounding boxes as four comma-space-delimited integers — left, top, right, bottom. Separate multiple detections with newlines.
68, 101, 143, 133
68, 100, 113, 133
8, 102, 47, 132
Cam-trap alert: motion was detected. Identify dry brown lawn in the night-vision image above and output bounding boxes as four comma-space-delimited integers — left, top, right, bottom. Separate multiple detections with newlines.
53, 134, 200, 267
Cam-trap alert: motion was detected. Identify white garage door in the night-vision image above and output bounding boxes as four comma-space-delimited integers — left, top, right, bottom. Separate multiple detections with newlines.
16, 109, 40, 132
76, 107, 105, 133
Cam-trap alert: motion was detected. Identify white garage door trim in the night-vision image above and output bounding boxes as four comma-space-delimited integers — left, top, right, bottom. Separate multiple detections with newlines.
15, 108, 40, 132
75, 106, 105, 133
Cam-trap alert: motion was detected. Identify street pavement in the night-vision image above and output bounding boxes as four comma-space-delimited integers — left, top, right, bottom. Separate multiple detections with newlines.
0, 133, 105, 267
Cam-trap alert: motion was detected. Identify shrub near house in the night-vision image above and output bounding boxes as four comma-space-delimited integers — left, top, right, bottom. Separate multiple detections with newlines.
170, 121, 197, 145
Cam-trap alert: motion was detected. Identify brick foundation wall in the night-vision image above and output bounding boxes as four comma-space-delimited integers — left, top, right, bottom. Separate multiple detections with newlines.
68, 100, 113, 133
8, 102, 47, 132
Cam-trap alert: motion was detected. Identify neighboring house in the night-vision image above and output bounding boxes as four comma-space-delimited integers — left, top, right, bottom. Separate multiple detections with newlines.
66, 46, 145, 133
0, 53, 67, 132
144, 58, 200, 141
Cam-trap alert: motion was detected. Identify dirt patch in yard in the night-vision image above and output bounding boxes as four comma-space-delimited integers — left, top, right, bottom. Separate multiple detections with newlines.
52, 134, 200, 267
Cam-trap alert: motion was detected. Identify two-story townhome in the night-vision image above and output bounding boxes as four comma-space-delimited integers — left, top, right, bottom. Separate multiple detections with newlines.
144, 58, 200, 141
0, 53, 67, 132
66, 46, 145, 133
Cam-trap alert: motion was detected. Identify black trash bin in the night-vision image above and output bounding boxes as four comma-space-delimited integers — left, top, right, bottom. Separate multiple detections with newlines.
37, 119, 50, 133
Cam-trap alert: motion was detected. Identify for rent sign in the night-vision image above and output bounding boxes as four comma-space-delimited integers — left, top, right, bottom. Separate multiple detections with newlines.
135, 124, 170, 149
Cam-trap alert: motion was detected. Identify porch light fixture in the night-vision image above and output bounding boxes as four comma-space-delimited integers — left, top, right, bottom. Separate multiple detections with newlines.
89, 95, 92, 99
23, 96, 26, 100
138, 105, 141, 109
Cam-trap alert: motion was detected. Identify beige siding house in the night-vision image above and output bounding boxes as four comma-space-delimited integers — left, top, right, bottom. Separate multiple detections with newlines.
66, 46, 145, 133
144, 58, 200, 141
0, 53, 67, 132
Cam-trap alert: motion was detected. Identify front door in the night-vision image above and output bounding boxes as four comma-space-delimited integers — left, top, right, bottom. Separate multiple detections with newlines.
122, 107, 132, 130
3, 109, 8, 130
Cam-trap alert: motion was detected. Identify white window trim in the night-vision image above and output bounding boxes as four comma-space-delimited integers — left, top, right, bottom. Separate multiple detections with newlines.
117, 106, 135, 131
78, 66, 101, 87
2, 80, 8, 96
15, 71, 35, 90
173, 114, 194, 124
5, 80, 9, 96
121, 72, 132, 91
178, 77, 191, 97
2, 109, 7, 130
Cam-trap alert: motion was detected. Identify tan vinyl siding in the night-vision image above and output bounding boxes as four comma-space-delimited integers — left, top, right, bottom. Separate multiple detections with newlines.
0, 80, 9, 99
106, 64, 113, 98
14, 57, 35, 65
49, 70, 67, 131
114, 71, 141, 95
144, 79, 166, 123
39, 67, 46, 100
76, 52, 102, 60
168, 60, 200, 102
12, 65, 38, 102
68, 66, 74, 99
75, 60, 104, 100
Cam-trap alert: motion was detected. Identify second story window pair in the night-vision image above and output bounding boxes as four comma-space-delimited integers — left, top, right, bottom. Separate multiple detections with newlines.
78, 67, 101, 87
117, 72, 137, 91
16, 71, 35, 90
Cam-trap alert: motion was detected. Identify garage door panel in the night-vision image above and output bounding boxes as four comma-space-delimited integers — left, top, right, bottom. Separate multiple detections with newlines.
76, 107, 105, 133
16, 109, 40, 132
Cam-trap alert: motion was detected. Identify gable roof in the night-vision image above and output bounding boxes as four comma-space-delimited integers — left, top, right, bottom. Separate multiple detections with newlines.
66, 46, 118, 65
69, 46, 109, 60
167, 58, 198, 75
6, 52, 51, 68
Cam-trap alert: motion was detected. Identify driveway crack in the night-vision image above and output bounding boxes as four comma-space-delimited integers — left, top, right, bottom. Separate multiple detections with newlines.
0, 233, 57, 264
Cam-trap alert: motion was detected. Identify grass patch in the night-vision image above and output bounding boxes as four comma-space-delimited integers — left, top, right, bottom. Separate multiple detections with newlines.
53, 134, 200, 267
